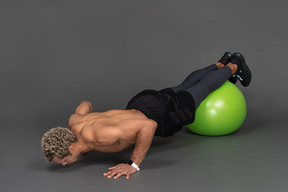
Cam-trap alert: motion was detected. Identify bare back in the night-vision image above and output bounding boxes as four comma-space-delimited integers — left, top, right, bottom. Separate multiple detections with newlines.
68, 109, 155, 153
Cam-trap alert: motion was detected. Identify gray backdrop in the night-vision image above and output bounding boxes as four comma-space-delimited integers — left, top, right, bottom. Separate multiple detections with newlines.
1, 0, 287, 192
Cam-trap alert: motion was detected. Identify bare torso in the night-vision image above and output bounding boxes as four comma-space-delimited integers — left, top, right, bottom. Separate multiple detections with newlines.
68, 109, 153, 153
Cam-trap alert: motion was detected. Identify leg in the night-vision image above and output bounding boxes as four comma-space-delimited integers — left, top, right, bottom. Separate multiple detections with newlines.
184, 65, 235, 109
171, 64, 218, 93
170, 51, 234, 93
163, 63, 237, 127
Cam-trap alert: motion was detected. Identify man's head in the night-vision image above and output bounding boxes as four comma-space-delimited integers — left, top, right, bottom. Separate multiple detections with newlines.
41, 126, 80, 166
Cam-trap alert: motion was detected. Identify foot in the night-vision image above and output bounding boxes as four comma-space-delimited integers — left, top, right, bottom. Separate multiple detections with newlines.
230, 52, 252, 87
218, 51, 232, 65
218, 52, 237, 84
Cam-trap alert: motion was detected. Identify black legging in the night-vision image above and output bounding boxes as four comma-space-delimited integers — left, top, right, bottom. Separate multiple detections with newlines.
171, 64, 232, 109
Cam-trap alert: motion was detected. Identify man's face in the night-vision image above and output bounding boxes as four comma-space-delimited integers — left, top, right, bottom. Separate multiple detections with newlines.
52, 148, 80, 166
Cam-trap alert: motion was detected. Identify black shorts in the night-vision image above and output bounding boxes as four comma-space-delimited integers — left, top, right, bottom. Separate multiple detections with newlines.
126, 88, 196, 137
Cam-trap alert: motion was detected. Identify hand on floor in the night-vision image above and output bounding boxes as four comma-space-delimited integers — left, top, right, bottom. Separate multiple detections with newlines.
103, 163, 137, 179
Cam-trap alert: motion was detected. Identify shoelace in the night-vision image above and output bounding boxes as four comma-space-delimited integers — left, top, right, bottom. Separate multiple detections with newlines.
232, 74, 243, 81
232, 70, 244, 81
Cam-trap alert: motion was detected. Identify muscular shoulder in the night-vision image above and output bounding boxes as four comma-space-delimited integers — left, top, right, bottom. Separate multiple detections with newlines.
68, 113, 87, 129
68, 114, 77, 127
81, 125, 121, 145
79, 126, 96, 143
68, 112, 101, 127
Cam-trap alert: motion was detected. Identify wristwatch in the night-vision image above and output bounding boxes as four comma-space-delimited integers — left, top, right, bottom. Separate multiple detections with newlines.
128, 160, 140, 171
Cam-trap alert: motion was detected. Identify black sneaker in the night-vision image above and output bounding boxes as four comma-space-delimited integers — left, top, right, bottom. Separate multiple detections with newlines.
228, 73, 238, 84
218, 51, 232, 65
218, 52, 237, 84
230, 52, 252, 87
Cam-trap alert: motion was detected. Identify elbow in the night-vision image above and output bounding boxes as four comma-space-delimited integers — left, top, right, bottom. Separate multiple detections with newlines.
148, 120, 157, 131
80, 100, 91, 105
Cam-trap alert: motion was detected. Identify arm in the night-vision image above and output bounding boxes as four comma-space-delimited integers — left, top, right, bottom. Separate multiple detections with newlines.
130, 120, 157, 166
68, 101, 93, 129
103, 119, 157, 179
75, 101, 93, 115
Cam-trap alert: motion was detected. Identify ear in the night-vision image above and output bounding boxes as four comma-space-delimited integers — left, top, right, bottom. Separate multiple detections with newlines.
68, 144, 76, 152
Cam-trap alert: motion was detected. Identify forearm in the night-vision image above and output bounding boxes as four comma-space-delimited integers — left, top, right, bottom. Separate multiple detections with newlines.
130, 124, 156, 166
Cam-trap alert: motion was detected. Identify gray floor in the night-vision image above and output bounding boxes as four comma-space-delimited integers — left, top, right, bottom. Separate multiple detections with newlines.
1, 0, 288, 192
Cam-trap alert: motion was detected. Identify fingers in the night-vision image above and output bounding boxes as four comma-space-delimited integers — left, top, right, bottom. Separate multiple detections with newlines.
103, 171, 123, 179
108, 163, 124, 170
107, 163, 126, 170
103, 172, 111, 176
105, 172, 117, 178
103, 167, 122, 178
103, 164, 135, 179
108, 166, 117, 170
113, 173, 122, 179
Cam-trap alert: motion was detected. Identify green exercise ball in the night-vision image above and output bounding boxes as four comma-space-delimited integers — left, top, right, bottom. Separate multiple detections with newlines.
187, 81, 247, 136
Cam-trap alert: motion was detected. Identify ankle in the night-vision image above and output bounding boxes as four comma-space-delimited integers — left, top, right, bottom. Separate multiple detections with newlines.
216, 62, 225, 69
227, 63, 238, 74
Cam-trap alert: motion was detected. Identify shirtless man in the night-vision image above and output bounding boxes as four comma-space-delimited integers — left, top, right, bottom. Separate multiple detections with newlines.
41, 52, 251, 179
